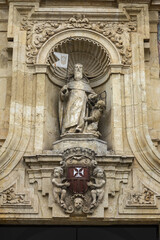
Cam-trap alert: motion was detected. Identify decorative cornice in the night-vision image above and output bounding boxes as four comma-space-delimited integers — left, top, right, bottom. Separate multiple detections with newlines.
21, 14, 136, 65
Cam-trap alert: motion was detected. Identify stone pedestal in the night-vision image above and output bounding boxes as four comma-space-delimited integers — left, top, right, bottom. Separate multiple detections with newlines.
53, 134, 108, 156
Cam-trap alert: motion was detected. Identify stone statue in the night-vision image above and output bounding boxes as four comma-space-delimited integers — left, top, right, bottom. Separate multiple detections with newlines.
52, 167, 70, 209
59, 63, 106, 137
87, 167, 106, 208
84, 99, 106, 137
59, 63, 95, 135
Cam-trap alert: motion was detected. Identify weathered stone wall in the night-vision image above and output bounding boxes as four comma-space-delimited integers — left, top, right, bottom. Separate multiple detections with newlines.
0, 0, 160, 225
0, 6, 11, 148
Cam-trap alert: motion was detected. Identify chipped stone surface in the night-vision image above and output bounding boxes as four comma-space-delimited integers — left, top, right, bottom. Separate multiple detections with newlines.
0, 0, 160, 225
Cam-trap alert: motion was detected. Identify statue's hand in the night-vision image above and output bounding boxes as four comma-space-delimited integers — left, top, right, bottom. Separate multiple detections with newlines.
84, 117, 88, 121
87, 181, 92, 186
61, 85, 68, 94
88, 93, 97, 100
64, 182, 70, 187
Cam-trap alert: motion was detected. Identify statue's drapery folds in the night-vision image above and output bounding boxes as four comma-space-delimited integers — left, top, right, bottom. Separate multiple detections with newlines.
59, 77, 94, 134
59, 63, 105, 137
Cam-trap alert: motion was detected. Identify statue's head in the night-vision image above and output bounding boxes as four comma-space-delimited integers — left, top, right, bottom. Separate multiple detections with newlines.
95, 100, 106, 112
74, 197, 83, 210
53, 167, 63, 178
74, 63, 83, 81
93, 167, 104, 178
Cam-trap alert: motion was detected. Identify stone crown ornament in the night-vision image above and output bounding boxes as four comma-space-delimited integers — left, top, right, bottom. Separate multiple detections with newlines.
62, 147, 96, 161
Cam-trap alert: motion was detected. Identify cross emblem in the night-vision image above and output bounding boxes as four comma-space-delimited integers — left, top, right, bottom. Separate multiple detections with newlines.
73, 167, 84, 178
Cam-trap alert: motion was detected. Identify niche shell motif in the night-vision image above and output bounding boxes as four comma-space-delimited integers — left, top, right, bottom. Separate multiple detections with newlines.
52, 147, 106, 214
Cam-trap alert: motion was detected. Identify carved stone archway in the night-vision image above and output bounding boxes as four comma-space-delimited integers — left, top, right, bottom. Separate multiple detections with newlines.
37, 29, 121, 65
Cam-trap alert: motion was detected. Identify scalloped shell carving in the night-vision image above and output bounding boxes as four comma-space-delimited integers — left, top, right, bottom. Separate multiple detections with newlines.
47, 37, 110, 83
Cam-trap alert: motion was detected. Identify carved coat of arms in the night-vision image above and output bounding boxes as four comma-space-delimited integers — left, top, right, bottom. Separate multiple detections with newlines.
67, 166, 89, 194
52, 148, 106, 214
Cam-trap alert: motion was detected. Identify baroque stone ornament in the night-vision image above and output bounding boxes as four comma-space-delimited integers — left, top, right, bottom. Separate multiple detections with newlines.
52, 147, 106, 214
24, 150, 134, 218
127, 187, 155, 205
1, 185, 28, 205
52, 167, 70, 212
21, 14, 136, 65
59, 63, 106, 137
47, 37, 111, 84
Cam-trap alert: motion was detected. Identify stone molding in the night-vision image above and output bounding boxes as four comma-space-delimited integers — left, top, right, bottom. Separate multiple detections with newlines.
21, 14, 136, 65
120, 4, 160, 183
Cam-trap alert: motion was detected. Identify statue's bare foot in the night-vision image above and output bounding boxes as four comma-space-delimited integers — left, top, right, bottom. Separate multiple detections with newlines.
90, 201, 96, 208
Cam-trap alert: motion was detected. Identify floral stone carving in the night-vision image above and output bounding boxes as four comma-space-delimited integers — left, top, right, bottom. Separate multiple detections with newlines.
127, 187, 155, 205
52, 147, 106, 214
21, 14, 136, 65
1, 185, 29, 205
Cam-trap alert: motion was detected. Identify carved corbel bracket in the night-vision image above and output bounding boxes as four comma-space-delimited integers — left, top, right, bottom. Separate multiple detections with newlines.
96, 156, 133, 197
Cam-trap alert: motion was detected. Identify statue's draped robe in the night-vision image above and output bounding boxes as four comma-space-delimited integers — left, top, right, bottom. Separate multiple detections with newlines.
59, 79, 94, 134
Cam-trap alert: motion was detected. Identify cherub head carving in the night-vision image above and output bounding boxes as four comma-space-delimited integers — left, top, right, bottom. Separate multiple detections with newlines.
53, 167, 63, 178
74, 197, 84, 210
95, 100, 106, 112
93, 167, 104, 178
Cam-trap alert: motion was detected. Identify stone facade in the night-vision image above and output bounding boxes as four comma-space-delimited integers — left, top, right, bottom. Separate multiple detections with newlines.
0, 0, 160, 225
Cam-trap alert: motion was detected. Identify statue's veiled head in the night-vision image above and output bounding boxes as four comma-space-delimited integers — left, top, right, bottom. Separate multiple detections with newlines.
74, 63, 83, 81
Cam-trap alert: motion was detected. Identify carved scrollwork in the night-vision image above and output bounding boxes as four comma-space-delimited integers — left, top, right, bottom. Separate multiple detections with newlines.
1, 185, 29, 205
127, 187, 155, 205
21, 14, 136, 65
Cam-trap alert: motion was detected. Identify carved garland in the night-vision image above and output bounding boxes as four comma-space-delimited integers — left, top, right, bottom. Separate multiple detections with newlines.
21, 14, 136, 65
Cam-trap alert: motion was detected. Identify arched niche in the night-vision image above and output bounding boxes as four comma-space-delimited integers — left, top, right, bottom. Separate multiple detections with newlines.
37, 29, 121, 65
34, 29, 125, 154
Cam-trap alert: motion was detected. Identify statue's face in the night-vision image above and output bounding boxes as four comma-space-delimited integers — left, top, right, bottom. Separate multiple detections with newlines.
93, 168, 104, 178
74, 198, 83, 209
97, 169, 104, 178
54, 168, 63, 177
74, 64, 83, 81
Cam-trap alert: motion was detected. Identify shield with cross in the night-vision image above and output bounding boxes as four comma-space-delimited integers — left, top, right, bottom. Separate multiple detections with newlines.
67, 166, 90, 194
